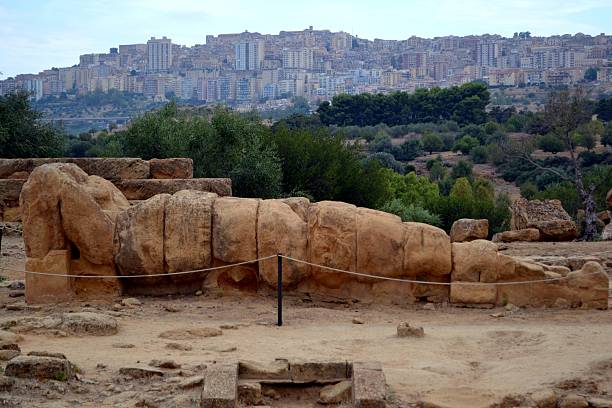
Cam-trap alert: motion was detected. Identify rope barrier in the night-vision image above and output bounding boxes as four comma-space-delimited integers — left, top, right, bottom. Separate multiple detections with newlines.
280, 255, 604, 286
0, 255, 276, 279
0, 253, 604, 286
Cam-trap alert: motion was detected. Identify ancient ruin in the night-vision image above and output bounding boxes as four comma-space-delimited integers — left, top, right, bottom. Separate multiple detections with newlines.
16, 162, 608, 309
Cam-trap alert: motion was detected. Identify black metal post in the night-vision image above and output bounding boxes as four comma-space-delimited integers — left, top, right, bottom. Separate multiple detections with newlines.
0, 226, 3, 256
277, 253, 283, 327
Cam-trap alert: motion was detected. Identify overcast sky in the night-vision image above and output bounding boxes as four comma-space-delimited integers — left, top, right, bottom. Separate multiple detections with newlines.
1, 0, 611, 79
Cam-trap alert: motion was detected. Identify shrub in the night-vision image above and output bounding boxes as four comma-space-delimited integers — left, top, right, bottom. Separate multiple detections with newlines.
452, 135, 480, 155
379, 199, 441, 226
470, 145, 488, 164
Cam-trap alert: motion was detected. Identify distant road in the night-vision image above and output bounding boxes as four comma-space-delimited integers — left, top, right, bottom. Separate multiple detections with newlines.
40, 116, 131, 121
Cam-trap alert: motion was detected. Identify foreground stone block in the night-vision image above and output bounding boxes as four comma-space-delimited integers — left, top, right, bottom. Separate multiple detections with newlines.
238, 360, 290, 381
149, 158, 193, 179
5, 355, 74, 380
450, 282, 497, 304
116, 178, 231, 200
0, 179, 25, 202
510, 198, 577, 241
290, 360, 349, 383
450, 218, 488, 242
0, 158, 150, 180
25, 250, 73, 304
201, 363, 238, 408
451, 240, 499, 282
353, 366, 386, 408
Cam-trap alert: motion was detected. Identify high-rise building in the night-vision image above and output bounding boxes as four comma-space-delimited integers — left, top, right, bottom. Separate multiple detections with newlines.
476, 41, 499, 67
147, 37, 173, 73
235, 40, 264, 71
282, 48, 314, 70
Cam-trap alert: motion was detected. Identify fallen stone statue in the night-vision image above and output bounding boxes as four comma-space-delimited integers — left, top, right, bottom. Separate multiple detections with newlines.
18, 163, 609, 309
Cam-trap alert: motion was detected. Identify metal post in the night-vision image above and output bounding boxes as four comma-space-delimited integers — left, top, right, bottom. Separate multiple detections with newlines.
277, 253, 283, 327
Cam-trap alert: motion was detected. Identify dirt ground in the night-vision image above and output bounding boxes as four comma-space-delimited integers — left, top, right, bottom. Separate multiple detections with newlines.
1, 234, 612, 407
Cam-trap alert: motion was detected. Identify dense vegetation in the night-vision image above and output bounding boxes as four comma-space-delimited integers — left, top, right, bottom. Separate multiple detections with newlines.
3, 84, 611, 239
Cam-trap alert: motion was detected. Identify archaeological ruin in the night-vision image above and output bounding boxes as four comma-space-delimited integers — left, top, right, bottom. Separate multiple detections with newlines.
6, 160, 607, 309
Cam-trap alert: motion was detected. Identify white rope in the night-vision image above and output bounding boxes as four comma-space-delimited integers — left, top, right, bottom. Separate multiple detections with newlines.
0, 255, 276, 279
0, 253, 605, 286
279, 255, 606, 286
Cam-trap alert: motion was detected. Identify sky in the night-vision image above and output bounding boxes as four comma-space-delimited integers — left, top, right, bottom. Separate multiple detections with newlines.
1, 0, 611, 79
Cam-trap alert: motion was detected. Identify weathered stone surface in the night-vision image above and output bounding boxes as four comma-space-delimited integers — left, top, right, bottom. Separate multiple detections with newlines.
450, 218, 489, 242
451, 240, 499, 282
239, 360, 290, 380
0, 376, 15, 392
353, 367, 386, 408
356, 208, 404, 282
558, 394, 588, 408
450, 282, 497, 304
530, 389, 557, 408
179, 375, 204, 389
0, 158, 150, 180
149, 158, 193, 179
396, 322, 425, 337
492, 228, 541, 243
0, 179, 25, 202
116, 178, 231, 200
164, 191, 215, 279
119, 366, 164, 379
257, 199, 309, 288
26, 250, 73, 304
607, 189, 612, 209
319, 380, 352, 404
0, 331, 23, 344
5, 355, 74, 380
201, 363, 238, 408
114, 194, 169, 281
602, 223, 612, 241
510, 198, 577, 241
280, 197, 310, 222
403, 222, 452, 277
290, 360, 349, 382
238, 381, 263, 405
27, 351, 67, 359
159, 327, 222, 340
588, 397, 612, 408
498, 261, 608, 309
212, 197, 258, 263
60, 312, 118, 335
307, 201, 357, 289
0, 350, 20, 361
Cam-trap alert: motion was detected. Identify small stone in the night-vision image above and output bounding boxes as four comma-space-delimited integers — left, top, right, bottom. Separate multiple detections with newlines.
8, 290, 25, 298
159, 327, 222, 340
5, 355, 74, 380
195, 290, 203, 296
504, 303, 520, 312
112, 343, 136, 349
7, 281, 25, 290
5, 303, 24, 311
219, 324, 238, 330
397, 321, 425, 338
121, 298, 142, 307
165, 342, 193, 351
178, 375, 203, 389
352, 317, 364, 324
119, 366, 164, 379
149, 359, 181, 369
554, 298, 571, 309
112, 303, 122, 311
559, 394, 588, 408
422, 303, 436, 311
263, 387, 281, 400
163, 304, 181, 313
0, 330, 23, 343
319, 380, 352, 404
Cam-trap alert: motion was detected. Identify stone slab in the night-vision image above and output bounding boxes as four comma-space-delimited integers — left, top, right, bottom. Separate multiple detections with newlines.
116, 178, 232, 200
201, 363, 238, 408
289, 360, 350, 383
0, 158, 150, 181
353, 367, 386, 408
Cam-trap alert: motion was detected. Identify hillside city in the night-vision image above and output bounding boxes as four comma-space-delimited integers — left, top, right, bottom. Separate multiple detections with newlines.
1, 27, 612, 113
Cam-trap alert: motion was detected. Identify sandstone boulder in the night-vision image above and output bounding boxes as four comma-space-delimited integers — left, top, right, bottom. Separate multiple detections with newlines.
114, 194, 170, 281
403, 222, 452, 277
25, 250, 73, 304
279, 197, 310, 222
451, 240, 499, 282
149, 158, 193, 179
510, 198, 576, 241
492, 228, 540, 243
450, 282, 497, 304
212, 197, 258, 263
602, 223, 612, 241
307, 201, 357, 288
164, 191, 215, 279
257, 199, 309, 288
116, 178, 231, 200
0, 179, 25, 202
450, 218, 488, 242
0, 158, 150, 180
356, 208, 404, 281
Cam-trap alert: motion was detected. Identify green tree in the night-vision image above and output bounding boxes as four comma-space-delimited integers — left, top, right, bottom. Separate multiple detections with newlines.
422, 132, 444, 154
451, 160, 474, 180
452, 135, 480, 155
538, 133, 565, 154
0, 91, 65, 157
584, 67, 598, 82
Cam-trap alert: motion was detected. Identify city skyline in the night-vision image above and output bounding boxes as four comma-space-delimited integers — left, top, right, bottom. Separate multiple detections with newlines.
1, 0, 612, 79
